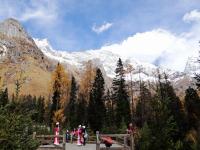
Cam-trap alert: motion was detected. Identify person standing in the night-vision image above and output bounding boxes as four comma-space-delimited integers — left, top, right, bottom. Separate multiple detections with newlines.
76, 125, 82, 146
54, 122, 60, 145
82, 126, 88, 146
126, 122, 137, 146
66, 130, 70, 143
70, 128, 76, 144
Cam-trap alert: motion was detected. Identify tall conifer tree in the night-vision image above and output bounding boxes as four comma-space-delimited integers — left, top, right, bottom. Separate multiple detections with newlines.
185, 87, 200, 130
37, 96, 45, 123
88, 68, 106, 133
50, 63, 69, 124
77, 94, 87, 126
0, 88, 8, 107
68, 76, 78, 128
112, 58, 131, 127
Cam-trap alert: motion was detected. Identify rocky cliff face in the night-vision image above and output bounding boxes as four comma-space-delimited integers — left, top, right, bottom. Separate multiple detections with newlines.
0, 18, 198, 98
0, 18, 47, 65
0, 18, 31, 39
0, 18, 52, 97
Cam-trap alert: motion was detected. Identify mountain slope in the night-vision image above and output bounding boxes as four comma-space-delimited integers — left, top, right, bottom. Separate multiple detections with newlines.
34, 38, 186, 81
0, 18, 52, 97
0, 18, 198, 98
34, 38, 200, 97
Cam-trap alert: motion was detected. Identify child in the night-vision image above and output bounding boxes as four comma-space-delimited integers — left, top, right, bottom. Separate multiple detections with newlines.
66, 130, 70, 143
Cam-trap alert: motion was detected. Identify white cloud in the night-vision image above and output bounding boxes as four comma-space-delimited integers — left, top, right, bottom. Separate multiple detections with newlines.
92, 22, 113, 34
183, 9, 200, 23
0, 0, 58, 23
19, 8, 57, 22
96, 10, 200, 71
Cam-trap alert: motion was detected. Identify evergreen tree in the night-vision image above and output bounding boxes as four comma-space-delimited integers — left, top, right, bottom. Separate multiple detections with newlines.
88, 68, 106, 133
136, 82, 152, 127
157, 73, 187, 140
0, 103, 39, 149
37, 96, 45, 123
76, 94, 87, 126
68, 76, 78, 129
104, 90, 115, 132
0, 88, 9, 107
139, 94, 179, 150
185, 87, 200, 130
112, 58, 131, 127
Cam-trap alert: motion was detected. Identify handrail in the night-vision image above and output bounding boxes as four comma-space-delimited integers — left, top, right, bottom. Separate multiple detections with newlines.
33, 132, 66, 150
100, 134, 130, 137
96, 132, 135, 150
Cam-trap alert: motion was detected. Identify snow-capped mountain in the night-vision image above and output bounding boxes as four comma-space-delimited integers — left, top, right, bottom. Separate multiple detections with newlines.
34, 38, 188, 82
0, 18, 198, 97
184, 57, 200, 76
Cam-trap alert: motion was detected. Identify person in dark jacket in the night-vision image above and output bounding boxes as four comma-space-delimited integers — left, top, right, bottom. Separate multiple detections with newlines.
66, 130, 70, 143
82, 126, 88, 146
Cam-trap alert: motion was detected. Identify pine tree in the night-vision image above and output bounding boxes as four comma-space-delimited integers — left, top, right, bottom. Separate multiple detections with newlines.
76, 94, 87, 126
37, 96, 45, 123
88, 68, 106, 133
0, 105, 39, 149
67, 76, 78, 129
112, 58, 131, 127
157, 73, 187, 142
104, 90, 115, 131
185, 87, 200, 130
0, 88, 9, 107
136, 82, 152, 127
138, 94, 179, 150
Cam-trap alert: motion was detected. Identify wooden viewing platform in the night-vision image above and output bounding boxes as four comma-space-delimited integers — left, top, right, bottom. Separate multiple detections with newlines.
33, 132, 135, 150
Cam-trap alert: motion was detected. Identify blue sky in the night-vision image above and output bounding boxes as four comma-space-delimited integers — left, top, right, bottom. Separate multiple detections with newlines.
0, 0, 199, 51
0, 0, 200, 71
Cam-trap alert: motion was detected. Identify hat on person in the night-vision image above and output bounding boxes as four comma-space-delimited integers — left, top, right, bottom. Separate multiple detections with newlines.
82, 126, 85, 129
56, 122, 59, 125
78, 125, 81, 128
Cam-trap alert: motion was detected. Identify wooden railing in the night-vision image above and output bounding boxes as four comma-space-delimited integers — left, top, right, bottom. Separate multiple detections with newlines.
96, 132, 135, 150
33, 131, 135, 150
33, 132, 66, 150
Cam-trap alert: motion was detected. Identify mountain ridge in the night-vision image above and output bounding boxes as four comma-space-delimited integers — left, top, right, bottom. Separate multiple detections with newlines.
0, 18, 198, 97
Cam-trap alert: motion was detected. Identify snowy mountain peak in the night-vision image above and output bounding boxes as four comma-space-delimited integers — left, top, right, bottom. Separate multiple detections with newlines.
35, 38, 185, 81
184, 56, 200, 75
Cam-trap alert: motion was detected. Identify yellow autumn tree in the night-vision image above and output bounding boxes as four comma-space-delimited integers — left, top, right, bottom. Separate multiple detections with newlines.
50, 63, 70, 125
53, 109, 66, 124
79, 60, 96, 102
0, 76, 3, 90
15, 69, 27, 101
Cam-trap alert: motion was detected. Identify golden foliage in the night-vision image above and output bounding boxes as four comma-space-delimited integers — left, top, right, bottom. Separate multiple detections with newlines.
0, 76, 3, 90
79, 60, 96, 101
53, 109, 66, 124
50, 63, 70, 108
185, 129, 198, 144
15, 69, 27, 85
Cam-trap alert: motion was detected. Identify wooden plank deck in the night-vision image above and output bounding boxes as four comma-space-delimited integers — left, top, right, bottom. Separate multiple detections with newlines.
37, 143, 124, 150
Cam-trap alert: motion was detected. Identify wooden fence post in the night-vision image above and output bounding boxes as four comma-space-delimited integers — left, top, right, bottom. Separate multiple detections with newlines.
124, 135, 127, 148
130, 133, 135, 150
96, 131, 100, 150
33, 132, 36, 140
63, 132, 66, 150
